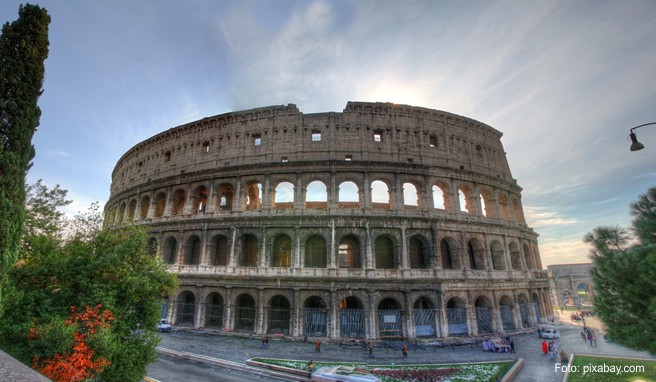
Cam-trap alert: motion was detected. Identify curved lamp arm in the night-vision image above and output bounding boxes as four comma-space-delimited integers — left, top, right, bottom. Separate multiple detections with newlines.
628, 122, 656, 151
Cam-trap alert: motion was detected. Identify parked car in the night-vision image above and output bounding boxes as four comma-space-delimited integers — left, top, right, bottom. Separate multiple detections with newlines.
157, 319, 172, 333
540, 328, 560, 339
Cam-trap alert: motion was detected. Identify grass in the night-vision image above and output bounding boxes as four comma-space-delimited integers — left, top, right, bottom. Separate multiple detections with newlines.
251, 357, 513, 382
568, 355, 656, 382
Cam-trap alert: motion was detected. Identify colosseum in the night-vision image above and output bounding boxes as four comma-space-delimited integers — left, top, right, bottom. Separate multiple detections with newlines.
105, 101, 552, 340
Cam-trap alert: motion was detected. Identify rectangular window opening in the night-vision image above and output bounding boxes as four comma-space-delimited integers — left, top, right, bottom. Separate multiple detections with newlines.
312, 132, 321, 142
253, 134, 262, 146
345, 154, 353, 161
281, 156, 288, 163
203, 141, 210, 153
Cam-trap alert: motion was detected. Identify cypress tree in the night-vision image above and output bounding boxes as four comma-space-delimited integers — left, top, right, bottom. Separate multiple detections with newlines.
0, 4, 50, 309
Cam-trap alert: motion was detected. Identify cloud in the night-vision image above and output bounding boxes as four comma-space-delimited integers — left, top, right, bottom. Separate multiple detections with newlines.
524, 206, 577, 227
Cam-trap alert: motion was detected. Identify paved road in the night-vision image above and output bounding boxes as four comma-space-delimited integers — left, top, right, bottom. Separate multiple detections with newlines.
154, 319, 654, 382
146, 354, 270, 382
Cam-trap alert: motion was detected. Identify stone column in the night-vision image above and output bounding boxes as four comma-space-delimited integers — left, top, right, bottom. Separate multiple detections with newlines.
224, 287, 233, 330
400, 224, 408, 271
293, 288, 301, 336
257, 288, 265, 334
330, 290, 339, 339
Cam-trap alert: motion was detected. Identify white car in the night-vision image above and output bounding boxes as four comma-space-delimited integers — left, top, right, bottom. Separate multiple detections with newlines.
540, 328, 560, 339
157, 319, 172, 333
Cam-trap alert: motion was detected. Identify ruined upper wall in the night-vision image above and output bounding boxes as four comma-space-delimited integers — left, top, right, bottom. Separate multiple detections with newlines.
110, 102, 514, 195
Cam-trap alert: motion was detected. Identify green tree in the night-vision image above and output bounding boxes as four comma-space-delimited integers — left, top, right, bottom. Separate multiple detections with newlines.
583, 187, 656, 355
0, 4, 50, 310
1, 183, 178, 381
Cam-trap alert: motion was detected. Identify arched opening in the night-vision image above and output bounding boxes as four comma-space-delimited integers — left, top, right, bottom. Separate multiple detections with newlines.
338, 181, 360, 208
127, 200, 137, 222
204, 293, 224, 328
523, 244, 533, 270
409, 235, 430, 269
511, 196, 525, 224
412, 297, 436, 338
480, 189, 495, 218
374, 236, 396, 269
458, 185, 473, 214
146, 237, 157, 256
498, 193, 511, 221
440, 238, 459, 269
446, 297, 468, 336
154, 193, 166, 217
433, 182, 451, 211
184, 235, 201, 265
273, 181, 294, 209
339, 297, 365, 338
490, 241, 506, 270
518, 294, 531, 328
475, 296, 493, 334
499, 295, 515, 331
245, 182, 262, 210
305, 180, 327, 209
217, 183, 234, 211
576, 283, 592, 306
304, 235, 327, 268
509, 242, 522, 270
338, 236, 361, 268
303, 296, 327, 337
371, 180, 390, 209
139, 195, 150, 219
176, 291, 195, 326
193, 186, 208, 213
403, 182, 418, 207
468, 239, 486, 270
171, 189, 186, 215
240, 235, 258, 267
117, 203, 126, 223
268, 295, 291, 335
162, 236, 178, 264
531, 293, 542, 324
271, 234, 292, 267
378, 298, 403, 340
563, 291, 574, 306
234, 294, 256, 332
208, 235, 229, 266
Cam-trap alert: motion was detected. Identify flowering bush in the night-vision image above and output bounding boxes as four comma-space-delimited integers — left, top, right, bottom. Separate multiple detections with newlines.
371, 366, 460, 381
31, 305, 113, 382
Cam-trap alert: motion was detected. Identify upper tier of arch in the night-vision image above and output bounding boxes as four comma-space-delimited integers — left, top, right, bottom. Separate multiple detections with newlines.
110, 102, 515, 196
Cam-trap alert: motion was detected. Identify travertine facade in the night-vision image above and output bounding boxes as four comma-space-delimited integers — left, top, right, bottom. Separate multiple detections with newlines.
105, 101, 551, 340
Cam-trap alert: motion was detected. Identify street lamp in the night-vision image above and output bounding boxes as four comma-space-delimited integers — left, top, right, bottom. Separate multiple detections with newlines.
628, 122, 656, 151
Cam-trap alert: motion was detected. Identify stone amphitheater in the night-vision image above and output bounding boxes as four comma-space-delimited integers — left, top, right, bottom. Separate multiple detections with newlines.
105, 101, 552, 340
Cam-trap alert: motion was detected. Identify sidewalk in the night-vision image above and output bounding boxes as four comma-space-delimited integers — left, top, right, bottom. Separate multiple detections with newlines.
158, 322, 654, 382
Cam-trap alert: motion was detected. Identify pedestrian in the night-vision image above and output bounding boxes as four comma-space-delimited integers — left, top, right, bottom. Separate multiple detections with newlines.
401, 344, 408, 358
261, 336, 269, 349
537, 328, 541, 338
587, 332, 593, 347
591, 333, 597, 347
581, 330, 587, 342
315, 339, 321, 353
510, 340, 515, 354
368, 342, 374, 358
541, 340, 548, 355
307, 359, 315, 372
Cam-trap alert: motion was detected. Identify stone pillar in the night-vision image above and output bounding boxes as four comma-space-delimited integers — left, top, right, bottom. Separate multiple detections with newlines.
491, 290, 502, 333
293, 289, 301, 336
467, 291, 477, 336
259, 227, 267, 268
293, 226, 301, 269
330, 290, 339, 339
257, 288, 265, 335
224, 287, 233, 330
228, 227, 237, 269
201, 227, 209, 265
365, 222, 373, 270
329, 219, 337, 268
367, 291, 376, 339
403, 290, 412, 339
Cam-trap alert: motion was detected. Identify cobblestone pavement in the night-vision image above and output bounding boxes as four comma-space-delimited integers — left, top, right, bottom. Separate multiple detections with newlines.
159, 319, 654, 382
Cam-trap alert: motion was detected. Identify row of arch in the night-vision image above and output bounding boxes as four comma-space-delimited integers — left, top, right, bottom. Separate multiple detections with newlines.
153, 229, 541, 271
167, 288, 550, 339
107, 175, 526, 226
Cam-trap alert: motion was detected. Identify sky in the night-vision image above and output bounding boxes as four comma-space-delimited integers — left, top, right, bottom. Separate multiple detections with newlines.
1, 0, 655, 267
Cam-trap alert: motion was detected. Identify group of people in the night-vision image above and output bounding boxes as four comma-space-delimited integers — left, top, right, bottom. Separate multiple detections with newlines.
542, 339, 558, 360
581, 327, 597, 347
481, 337, 515, 353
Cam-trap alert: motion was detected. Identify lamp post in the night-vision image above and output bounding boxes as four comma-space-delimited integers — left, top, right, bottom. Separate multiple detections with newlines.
628, 122, 656, 151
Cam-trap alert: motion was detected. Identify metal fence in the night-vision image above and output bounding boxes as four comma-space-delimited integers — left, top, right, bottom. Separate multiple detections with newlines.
204, 303, 224, 327
176, 301, 195, 326
268, 308, 290, 334
303, 308, 327, 337
412, 309, 437, 338
447, 307, 468, 336
476, 306, 493, 334
500, 305, 515, 331
339, 308, 365, 338
235, 306, 255, 332
378, 309, 403, 340
519, 303, 531, 328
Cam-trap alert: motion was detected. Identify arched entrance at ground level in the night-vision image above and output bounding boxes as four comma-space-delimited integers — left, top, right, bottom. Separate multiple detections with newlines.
475, 296, 493, 334
204, 293, 224, 328
234, 294, 256, 332
576, 283, 592, 306
268, 295, 291, 335
531, 293, 542, 324
303, 296, 327, 337
517, 294, 531, 328
339, 297, 365, 338
412, 297, 436, 338
446, 297, 468, 336
176, 291, 196, 326
562, 291, 574, 306
499, 295, 515, 331
378, 298, 403, 340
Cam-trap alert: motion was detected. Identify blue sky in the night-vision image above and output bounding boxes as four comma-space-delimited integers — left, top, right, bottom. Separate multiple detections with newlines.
2, 0, 655, 266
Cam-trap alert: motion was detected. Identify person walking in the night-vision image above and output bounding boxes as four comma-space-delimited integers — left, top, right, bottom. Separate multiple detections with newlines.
510, 340, 515, 354
542, 340, 548, 355
401, 344, 408, 358
368, 342, 374, 358
315, 339, 321, 353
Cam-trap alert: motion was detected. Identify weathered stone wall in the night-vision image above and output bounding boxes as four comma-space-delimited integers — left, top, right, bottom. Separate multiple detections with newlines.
106, 101, 551, 340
